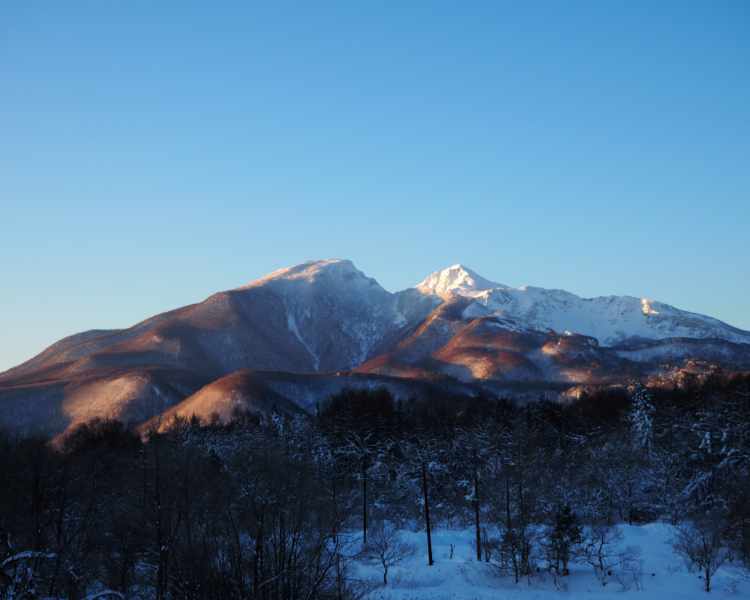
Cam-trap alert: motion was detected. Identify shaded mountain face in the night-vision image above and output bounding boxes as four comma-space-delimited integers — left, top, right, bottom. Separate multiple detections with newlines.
356, 301, 750, 385
141, 369, 484, 434
1, 260, 436, 385
1, 259, 748, 436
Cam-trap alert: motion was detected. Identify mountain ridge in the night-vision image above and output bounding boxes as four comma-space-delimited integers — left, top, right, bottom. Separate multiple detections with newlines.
1, 258, 748, 436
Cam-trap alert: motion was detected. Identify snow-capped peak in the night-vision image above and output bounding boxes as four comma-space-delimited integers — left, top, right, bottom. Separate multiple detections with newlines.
241, 259, 379, 290
236, 259, 750, 349
238, 259, 406, 372
413, 263, 749, 346
416, 264, 504, 299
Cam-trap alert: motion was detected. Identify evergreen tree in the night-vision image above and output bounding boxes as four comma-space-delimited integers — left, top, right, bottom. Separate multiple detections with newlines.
629, 384, 655, 455
546, 505, 582, 576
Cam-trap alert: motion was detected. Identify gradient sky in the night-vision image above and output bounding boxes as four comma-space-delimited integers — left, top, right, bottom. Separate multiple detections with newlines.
1, 1, 749, 372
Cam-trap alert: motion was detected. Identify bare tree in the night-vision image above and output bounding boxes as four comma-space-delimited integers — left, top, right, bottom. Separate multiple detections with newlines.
673, 516, 730, 592
580, 523, 623, 585
338, 431, 376, 547
361, 522, 414, 585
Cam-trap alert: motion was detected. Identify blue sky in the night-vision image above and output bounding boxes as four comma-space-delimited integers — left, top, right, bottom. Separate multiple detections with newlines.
1, 1, 749, 371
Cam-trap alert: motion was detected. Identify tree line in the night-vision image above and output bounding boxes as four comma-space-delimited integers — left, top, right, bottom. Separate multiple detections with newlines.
0, 372, 748, 598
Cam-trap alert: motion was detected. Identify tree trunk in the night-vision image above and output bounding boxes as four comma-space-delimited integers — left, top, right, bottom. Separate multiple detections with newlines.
505, 475, 519, 583
505, 474, 512, 531
48, 461, 70, 597
362, 457, 368, 547
253, 512, 264, 598
154, 440, 166, 600
473, 454, 481, 562
421, 461, 434, 566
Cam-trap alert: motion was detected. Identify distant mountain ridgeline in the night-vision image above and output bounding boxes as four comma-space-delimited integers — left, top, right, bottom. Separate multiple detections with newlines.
1, 259, 749, 436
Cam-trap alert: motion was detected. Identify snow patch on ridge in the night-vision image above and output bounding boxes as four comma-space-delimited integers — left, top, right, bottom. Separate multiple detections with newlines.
286, 310, 319, 371
641, 298, 659, 316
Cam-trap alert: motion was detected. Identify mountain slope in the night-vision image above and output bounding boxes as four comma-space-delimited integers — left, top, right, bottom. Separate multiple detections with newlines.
144, 369, 485, 433
0, 259, 434, 388
0, 260, 436, 435
1, 259, 748, 435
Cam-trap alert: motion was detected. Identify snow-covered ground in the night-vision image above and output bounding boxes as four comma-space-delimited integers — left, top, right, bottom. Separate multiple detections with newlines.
350, 523, 749, 599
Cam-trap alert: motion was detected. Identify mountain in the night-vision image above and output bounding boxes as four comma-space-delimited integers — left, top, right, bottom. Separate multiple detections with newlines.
416, 265, 750, 346
1, 259, 748, 436
356, 298, 750, 386
236, 259, 436, 370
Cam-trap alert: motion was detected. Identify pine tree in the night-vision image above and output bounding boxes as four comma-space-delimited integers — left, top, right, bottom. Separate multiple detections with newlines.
629, 384, 655, 456
546, 505, 582, 576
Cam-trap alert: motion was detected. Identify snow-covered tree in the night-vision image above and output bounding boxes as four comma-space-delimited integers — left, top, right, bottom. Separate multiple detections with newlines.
629, 384, 655, 455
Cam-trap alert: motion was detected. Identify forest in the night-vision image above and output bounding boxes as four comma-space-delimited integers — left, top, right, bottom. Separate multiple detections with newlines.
0, 373, 748, 599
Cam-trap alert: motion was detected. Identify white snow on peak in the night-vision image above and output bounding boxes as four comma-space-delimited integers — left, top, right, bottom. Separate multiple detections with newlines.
241, 258, 371, 288
414, 264, 750, 346
416, 264, 504, 299
238, 259, 411, 372
237, 258, 750, 349
467, 287, 750, 346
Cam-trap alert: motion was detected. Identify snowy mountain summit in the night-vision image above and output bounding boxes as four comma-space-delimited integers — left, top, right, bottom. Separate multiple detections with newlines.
243, 259, 750, 348
244, 258, 380, 290
416, 264, 504, 299
412, 263, 750, 347
241, 259, 405, 370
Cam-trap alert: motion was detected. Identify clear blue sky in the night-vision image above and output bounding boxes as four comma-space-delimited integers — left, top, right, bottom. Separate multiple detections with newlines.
2, 1, 749, 371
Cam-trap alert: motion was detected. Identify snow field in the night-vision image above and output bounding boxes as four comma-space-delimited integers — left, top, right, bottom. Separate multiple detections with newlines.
349, 523, 749, 599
